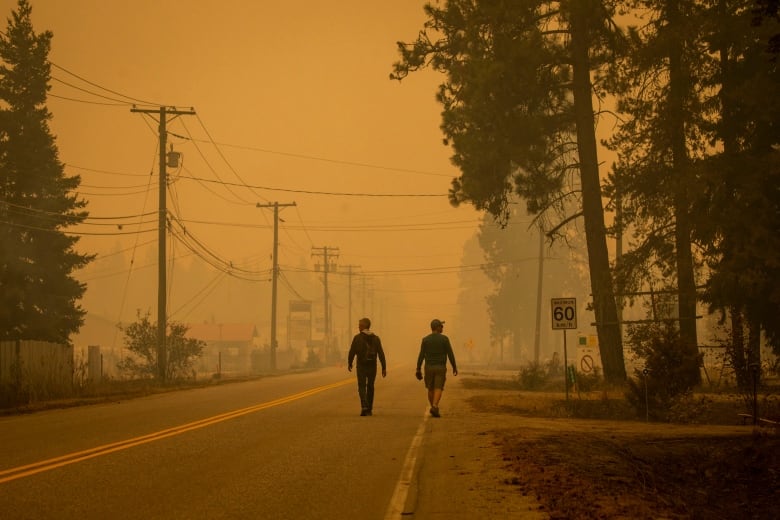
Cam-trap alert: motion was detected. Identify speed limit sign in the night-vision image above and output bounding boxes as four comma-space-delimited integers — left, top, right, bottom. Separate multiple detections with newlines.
551, 298, 577, 330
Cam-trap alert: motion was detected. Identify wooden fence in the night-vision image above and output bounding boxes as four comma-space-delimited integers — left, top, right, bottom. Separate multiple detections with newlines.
0, 340, 74, 404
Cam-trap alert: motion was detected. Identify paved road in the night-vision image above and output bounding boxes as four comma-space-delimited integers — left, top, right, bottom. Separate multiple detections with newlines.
0, 367, 432, 519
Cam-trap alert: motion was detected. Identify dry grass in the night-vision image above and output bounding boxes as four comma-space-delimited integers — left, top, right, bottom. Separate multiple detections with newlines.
462, 374, 780, 519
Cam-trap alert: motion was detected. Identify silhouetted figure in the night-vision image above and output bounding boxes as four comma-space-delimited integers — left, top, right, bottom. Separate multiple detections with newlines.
416, 319, 457, 417
348, 317, 386, 416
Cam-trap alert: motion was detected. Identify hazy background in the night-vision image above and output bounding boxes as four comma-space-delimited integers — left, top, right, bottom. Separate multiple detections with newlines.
2, 1, 517, 365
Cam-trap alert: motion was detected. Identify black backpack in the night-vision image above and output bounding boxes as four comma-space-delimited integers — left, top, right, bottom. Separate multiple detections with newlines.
364, 335, 377, 362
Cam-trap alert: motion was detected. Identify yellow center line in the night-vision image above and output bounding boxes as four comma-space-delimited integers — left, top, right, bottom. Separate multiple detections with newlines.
0, 377, 353, 484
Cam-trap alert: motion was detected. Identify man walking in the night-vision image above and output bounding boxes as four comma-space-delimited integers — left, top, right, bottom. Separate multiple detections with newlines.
348, 317, 386, 416
416, 319, 457, 417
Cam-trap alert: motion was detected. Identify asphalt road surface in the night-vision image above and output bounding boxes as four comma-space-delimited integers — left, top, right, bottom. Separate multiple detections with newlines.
0, 366, 432, 519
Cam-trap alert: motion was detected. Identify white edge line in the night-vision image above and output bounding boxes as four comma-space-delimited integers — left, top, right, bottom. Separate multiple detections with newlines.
384, 408, 430, 519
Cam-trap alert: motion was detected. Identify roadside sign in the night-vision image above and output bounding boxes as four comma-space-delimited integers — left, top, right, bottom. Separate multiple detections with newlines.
551, 298, 577, 330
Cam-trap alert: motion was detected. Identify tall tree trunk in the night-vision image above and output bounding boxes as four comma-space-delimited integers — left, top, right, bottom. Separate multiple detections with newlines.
730, 309, 748, 390
569, 5, 626, 383
667, 0, 701, 384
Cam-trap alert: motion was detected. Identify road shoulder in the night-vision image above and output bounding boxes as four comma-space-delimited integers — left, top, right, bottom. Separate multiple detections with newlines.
408, 378, 548, 519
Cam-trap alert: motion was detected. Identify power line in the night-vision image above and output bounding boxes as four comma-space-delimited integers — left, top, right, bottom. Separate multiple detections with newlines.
50, 61, 162, 107
176, 173, 447, 197
0, 219, 157, 236
168, 132, 452, 178
51, 76, 136, 105
67, 164, 151, 177
177, 118, 255, 205
192, 114, 271, 204
49, 93, 129, 106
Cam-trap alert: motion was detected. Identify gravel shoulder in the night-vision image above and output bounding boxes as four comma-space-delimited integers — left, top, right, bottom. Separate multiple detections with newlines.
415, 371, 779, 519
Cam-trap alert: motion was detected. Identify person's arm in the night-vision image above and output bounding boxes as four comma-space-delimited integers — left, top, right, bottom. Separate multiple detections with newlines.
415, 340, 425, 380
446, 339, 458, 375
377, 336, 387, 376
347, 336, 357, 371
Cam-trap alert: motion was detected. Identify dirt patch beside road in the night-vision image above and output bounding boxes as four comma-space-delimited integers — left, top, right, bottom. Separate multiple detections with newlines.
461, 374, 779, 519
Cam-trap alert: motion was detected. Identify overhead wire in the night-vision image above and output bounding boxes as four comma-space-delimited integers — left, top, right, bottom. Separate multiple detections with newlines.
67, 164, 151, 178
49, 61, 163, 107
50, 76, 137, 105
193, 113, 271, 204
176, 164, 249, 205
176, 119, 255, 206
109, 145, 159, 347
176, 136, 453, 178
48, 93, 129, 106
168, 215, 271, 281
279, 271, 308, 301
0, 218, 157, 236
169, 270, 230, 321
175, 173, 446, 197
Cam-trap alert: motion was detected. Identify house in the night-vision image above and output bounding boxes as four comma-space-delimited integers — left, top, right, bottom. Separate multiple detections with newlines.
186, 323, 259, 376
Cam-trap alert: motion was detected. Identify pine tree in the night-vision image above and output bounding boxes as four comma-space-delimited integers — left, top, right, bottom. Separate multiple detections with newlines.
0, 0, 92, 344
392, 1, 628, 382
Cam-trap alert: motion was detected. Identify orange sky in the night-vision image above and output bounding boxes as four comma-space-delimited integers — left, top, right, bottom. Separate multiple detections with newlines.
4, 1, 510, 356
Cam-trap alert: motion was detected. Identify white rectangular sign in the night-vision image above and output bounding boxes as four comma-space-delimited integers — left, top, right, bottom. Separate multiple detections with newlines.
551, 298, 577, 330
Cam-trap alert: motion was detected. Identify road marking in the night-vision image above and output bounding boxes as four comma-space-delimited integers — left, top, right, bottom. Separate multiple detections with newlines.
0, 378, 353, 484
384, 408, 429, 519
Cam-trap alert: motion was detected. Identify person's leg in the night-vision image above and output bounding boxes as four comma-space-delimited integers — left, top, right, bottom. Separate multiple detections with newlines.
365, 364, 377, 414
432, 388, 443, 407
430, 367, 446, 416
356, 365, 368, 414
424, 366, 435, 408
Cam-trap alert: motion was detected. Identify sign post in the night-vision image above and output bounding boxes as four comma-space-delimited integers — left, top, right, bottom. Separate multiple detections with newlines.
551, 298, 577, 400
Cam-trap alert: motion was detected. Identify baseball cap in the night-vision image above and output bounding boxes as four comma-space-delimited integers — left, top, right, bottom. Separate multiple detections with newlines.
430, 319, 445, 328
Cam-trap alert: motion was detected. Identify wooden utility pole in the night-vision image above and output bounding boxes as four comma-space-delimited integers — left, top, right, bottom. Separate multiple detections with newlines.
257, 201, 296, 371
312, 246, 339, 360
342, 265, 361, 334
130, 105, 195, 381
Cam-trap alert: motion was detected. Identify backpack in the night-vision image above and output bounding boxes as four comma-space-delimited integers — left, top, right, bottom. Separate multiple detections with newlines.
364, 335, 377, 362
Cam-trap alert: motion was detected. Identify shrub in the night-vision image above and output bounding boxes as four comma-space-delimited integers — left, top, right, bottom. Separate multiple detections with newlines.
517, 362, 548, 390
625, 323, 703, 421
117, 310, 205, 381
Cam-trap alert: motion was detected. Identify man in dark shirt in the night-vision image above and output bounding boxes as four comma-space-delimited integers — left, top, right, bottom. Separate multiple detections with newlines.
416, 318, 458, 417
348, 317, 387, 416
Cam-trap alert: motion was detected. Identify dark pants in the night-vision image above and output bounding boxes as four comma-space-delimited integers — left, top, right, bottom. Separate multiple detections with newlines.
356, 362, 377, 411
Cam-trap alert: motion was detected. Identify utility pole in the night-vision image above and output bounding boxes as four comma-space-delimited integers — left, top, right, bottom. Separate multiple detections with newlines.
312, 246, 339, 361
342, 265, 361, 333
131, 105, 195, 382
360, 275, 374, 317
257, 201, 296, 371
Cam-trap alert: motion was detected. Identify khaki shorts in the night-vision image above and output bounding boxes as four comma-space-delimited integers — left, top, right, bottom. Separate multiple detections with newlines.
424, 365, 447, 390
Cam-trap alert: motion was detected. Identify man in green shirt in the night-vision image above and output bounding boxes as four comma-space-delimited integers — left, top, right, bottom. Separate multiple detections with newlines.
415, 319, 458, 417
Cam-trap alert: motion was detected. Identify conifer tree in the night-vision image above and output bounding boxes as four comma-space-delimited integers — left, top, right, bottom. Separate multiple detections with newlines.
0, 0, 92, 344
392, 1, 628, 381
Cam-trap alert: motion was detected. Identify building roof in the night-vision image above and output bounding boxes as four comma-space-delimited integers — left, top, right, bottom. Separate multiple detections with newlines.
186, 323, 258, 343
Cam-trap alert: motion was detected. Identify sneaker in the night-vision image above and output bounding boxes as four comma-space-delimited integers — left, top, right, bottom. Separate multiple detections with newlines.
360, 409, 368, 416
431, 406, 440, 418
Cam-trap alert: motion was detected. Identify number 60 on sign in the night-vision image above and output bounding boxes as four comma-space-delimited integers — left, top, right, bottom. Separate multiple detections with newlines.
551, 298, 577, 330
